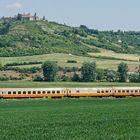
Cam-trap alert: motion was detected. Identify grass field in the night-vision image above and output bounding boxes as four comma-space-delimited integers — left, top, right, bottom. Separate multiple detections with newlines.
0, 53, 139, 71
0, 98, 140, 140
1, 81, 140, 88
89, 49, 140, 61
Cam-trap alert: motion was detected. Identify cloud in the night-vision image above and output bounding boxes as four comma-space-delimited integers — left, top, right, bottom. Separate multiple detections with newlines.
7, 2, 22, 9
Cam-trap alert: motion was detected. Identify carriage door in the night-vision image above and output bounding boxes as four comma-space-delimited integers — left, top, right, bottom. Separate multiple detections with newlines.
66, 89, 71, 97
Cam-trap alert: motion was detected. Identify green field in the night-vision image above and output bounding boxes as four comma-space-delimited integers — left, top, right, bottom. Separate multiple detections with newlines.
0, 98, 140, 140
1, 81, 140, 88
0, 53, 139, 70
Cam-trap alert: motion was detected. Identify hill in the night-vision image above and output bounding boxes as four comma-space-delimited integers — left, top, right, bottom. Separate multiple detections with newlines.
0, 20, 140, 57
0, 20, 99, 57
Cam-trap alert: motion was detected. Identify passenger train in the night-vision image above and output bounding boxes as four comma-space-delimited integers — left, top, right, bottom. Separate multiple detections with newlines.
0, 87, 140, 99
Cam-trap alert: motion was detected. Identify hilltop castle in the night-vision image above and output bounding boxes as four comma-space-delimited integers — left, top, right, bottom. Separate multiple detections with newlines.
1, 13, 41, 22
17, 13, 39, 21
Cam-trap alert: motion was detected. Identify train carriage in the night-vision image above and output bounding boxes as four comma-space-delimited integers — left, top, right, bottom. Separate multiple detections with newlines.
0, 88, 66, 99
67, 88, 113, 97
0, 87, 140, 99
113, 87, 140, 97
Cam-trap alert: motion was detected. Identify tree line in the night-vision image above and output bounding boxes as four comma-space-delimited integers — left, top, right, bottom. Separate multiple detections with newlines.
41, 61, 139, 83
0, 61, 140, 82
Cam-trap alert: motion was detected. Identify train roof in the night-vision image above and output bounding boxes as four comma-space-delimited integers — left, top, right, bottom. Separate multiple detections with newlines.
0, 87, 140, 91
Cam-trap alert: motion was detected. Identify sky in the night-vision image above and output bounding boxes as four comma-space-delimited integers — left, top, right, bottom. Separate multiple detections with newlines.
0, 0, 140, 31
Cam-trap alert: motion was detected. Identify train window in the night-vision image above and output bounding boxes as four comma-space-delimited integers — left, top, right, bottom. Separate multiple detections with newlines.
28, 91, 31, 94
63, 91, 65, 93
52, 91, 55, 94
131, 90, 134, 93
126, 90, 129, 93
135, 90, 138, 93
118, 90, 121, 93
57, 91, 60, 94
8, 91, 11, 94
13, 91, 16, 94
42, 91, 46, 94
18, 91, 21, 94
106, 90, 108, 93
114, 90, 116, 93
122, 90, 125, 93
47, 91, 51, 94
97, 90, 100, 93
76, 90, 80, 93
23, 91, 26, 94
69, 91, 71, 93
101, 91, 104, 93
33, 91, 36, 94
37, 91, 41, 94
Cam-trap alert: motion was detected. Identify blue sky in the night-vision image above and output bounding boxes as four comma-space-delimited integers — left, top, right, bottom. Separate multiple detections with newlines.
0, 0, 140, 31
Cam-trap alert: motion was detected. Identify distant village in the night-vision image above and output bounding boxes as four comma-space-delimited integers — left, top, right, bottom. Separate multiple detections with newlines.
0, 13, 45, 22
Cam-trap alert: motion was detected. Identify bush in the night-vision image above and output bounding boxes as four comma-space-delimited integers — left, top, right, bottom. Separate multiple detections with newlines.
5, 61, 42, 67
61, 75, 72, 82
3, 67, 41, 74
72, 73, 81, 82
0, 76, 9, 81
33, 75, 43, 81
67, 60, 77, 63
129, 74, 139, 83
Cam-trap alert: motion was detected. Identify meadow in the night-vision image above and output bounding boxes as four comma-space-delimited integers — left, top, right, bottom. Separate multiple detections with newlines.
0, 53, 139, 71
1, 81, 140, 88
0, 98, 140, 140
89, 49, 140, 61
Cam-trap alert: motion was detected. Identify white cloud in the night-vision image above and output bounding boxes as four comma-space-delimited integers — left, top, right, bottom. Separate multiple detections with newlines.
7, 2, 22, 10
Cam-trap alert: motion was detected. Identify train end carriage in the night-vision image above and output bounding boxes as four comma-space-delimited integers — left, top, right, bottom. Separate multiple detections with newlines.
113, 87, 140, 97
0, 88, 67, 99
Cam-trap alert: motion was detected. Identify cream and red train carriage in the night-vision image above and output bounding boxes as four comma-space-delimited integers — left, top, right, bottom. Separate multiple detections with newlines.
0, 87, 140, 99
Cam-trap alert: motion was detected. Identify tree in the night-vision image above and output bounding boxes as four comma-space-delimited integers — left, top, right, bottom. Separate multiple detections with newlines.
0, 63, 2, 70
121, 41, 128, 50
42, 61, 58, 81
81, 62, 96, 82
129, 74, 139, 83
96, 69, 105, 81
72, 73, 81, 82
34, 13, 37, 20
43, 16, 45, 20
117, 62, 128, 82
105, 70, 119, 82
17, 13, 22, 21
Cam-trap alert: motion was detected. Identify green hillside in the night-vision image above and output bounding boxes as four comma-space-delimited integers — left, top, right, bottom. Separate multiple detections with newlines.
0, 20, 140, 57
0, 20, 99, 57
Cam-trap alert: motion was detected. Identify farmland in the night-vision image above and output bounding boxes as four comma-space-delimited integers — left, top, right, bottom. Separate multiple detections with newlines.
0, 98, 140, 140
1, 81, 140, 88
0, 53, 139, 71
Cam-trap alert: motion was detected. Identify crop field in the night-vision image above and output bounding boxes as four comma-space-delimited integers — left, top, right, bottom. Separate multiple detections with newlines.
0, 53, 139, 71
89, 50, 140, 61
0, 98, 140, 140
1, 81, 140, 88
